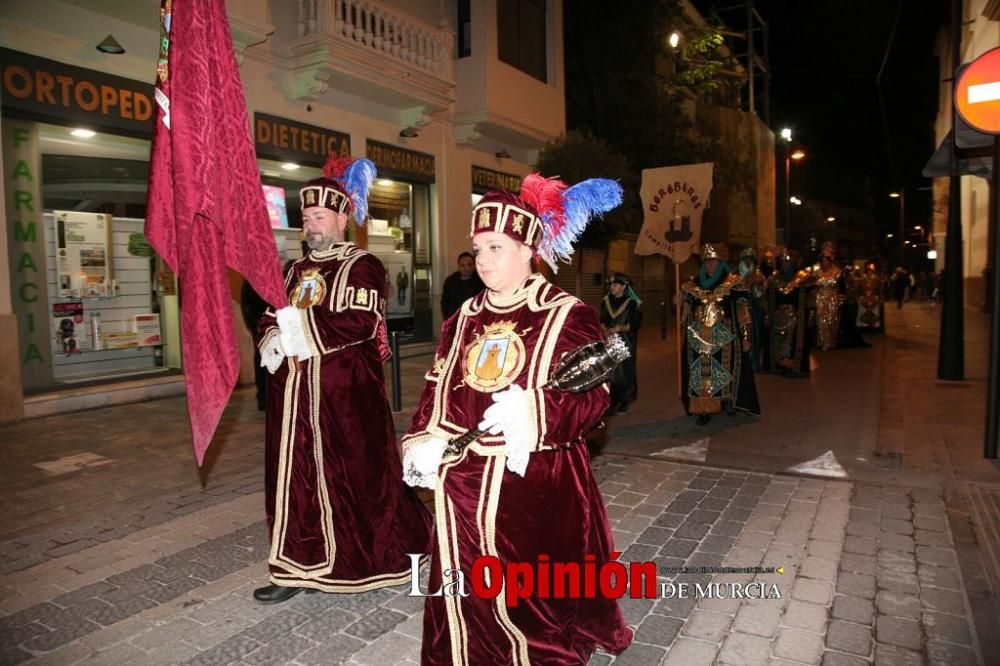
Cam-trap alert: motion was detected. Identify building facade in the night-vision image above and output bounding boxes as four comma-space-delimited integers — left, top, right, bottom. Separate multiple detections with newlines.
930, 0, 1000, 309
0, 0, 566, 421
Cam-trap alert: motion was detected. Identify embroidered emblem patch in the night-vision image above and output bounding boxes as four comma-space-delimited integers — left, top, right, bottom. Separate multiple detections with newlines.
290, 269, 327, 309
477, 208, 492, 229
511, 213, 525, 233
463, 321, 526, 392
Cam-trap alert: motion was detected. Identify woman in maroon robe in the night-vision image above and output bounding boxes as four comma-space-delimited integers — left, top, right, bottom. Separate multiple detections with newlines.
403, 175, 634, 665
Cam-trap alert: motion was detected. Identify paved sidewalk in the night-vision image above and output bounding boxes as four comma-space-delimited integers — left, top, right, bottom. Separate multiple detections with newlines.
0, 303, 995, 665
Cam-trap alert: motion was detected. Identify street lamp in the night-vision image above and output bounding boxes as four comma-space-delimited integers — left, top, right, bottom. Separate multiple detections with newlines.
780, 127, 792, 142
890, 190, 905, 267
784, 146, 805, 246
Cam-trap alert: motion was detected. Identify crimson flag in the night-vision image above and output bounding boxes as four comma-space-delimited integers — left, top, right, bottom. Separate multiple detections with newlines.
145, 0, 287, 465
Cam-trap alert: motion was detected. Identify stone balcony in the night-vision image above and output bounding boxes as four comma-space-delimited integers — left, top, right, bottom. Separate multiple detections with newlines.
286, 0, 455, 115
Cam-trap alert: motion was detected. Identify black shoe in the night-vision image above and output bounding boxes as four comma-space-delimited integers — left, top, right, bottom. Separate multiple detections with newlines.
253, 584, 305, 604
617, 402, 630, 414
696, 414, 711, 426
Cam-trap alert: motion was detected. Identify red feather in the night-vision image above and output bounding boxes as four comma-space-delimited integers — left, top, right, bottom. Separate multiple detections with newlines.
322, 155, 355, 180
519, 173, 567, 234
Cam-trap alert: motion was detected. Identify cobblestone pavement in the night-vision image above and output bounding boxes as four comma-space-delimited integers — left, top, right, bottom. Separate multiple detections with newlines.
0, 305, 993, 665
0, 445, 983, 665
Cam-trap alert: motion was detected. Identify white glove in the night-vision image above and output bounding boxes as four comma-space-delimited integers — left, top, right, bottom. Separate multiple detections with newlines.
478, 385, 533, 477
276, 306, 315, 360
260, 335, 288, 374
402, 438, 447, 489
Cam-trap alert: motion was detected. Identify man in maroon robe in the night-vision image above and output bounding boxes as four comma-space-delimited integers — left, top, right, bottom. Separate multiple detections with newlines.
402, 175, 634, 664
254, 160, 432, 604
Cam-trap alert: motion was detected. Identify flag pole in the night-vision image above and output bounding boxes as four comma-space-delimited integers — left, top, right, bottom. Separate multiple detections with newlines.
675, 261, 682, 399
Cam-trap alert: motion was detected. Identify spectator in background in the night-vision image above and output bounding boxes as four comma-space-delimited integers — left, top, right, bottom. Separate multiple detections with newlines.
600, 273, 642, 413
892, 267, 909, 309
440, 251, 485, 320
240, 280, 269, 411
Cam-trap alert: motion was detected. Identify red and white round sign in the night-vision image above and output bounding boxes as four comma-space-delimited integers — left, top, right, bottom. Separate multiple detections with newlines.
955, 46, 1000, 135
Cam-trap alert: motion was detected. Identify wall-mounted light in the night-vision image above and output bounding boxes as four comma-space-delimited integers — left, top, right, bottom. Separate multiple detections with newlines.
790, 149, 806, 160
71, 128, 96, 138
789, 196, 802, 206
826, 216, 836, 222
280, 162, 300, 171
927, 250, 938, 260
780, 127, 792, 142
668, 31, 681, 49
887, 233, 894, 239
399, 126, 419, 138
495, 149, 511, 159
96, 35, 125, 55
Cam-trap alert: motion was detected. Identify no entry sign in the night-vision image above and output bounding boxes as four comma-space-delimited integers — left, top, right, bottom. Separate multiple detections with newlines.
956, 47, 1000, 135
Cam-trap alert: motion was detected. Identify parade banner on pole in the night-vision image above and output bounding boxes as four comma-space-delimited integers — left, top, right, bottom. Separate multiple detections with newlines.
635, 163, 714, 262
635, 163, 714, 398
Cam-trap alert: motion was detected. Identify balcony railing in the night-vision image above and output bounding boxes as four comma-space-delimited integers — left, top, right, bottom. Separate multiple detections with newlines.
296, 0, 452, 82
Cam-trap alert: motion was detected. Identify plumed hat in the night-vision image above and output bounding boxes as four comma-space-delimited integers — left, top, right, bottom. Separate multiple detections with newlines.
470, 173, 623, 272
299, 155, 377, 225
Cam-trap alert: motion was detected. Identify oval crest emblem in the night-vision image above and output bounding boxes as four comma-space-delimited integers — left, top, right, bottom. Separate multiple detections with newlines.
290, 269, 327, 309
463, 321, 526, 392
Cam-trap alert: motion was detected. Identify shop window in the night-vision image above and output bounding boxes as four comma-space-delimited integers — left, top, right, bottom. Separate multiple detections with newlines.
36, 123, 176, 385
497, 0, 547, 82
258, 159, 323, 230
258, 159, 322, 264
369, 179, 416, 323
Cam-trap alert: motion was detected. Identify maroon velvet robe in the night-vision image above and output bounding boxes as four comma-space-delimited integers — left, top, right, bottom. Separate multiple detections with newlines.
404, 274, 634, 665
260, 242, 432, 591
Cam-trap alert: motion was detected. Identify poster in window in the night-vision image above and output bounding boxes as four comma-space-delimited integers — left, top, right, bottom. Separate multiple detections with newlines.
51, 301, 85, 355
263, 185, 289, 228
376, 252, 413, 318
54, 211, 113, 298
133, 314, 162, 347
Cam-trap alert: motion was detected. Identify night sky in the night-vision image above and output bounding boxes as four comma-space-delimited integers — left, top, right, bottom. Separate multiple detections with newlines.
716, 0, 951, 241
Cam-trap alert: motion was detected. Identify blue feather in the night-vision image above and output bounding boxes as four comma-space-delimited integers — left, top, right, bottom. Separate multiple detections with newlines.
341, 158, 377, 225
541, 179, 622, 269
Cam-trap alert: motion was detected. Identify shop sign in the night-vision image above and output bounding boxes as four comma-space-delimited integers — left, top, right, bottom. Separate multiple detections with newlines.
2, 120, 52, 387
366, 140, 435, 183
472, 166, 522, 193
0, 48, 154, 136
253, 113, 351, 166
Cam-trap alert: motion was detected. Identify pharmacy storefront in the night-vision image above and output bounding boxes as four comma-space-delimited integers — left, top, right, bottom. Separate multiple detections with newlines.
1, 48, 180, 394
